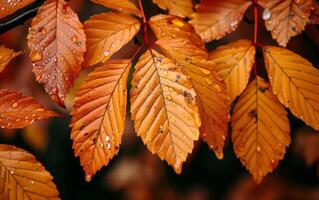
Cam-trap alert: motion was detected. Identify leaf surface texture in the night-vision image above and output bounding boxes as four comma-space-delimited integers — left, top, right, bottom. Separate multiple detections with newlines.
84, 12, 140, 67
71, 60, 130, 181
156, 39, 230, 158
152, 0, 193, 18
263, 46, 319, 130
130, 50, 201, 173
189, 0, 252, 42
0, 144, 60, 199
209, 40, 255, 102
0, 45, 22, 73
232, 77, 291, 183
0, 89, 58, 129
258, 0, 313, 47
27, 0, 86, 106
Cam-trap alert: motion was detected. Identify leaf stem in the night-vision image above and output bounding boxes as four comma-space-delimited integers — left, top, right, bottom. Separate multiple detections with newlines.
253, 0, 258, 77
138, 0, 149, 45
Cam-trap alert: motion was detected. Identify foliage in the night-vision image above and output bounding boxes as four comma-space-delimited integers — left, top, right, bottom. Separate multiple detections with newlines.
0, 0, 318, 198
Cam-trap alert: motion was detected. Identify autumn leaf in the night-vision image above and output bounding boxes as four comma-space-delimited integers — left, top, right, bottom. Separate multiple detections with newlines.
263, 46, 319, 131
0, 144, 60, 199
91, 0, 141, 17
209, 40, 255, 102
27, 0, 86, 106
156, 39, 230, 158
149, 14, 205, 49
258, 0, 313, 47
152, 0, 193, 18
84, 12, 140, 67
232, 77, 291, 184
130, 49, 201, 173
189, 0, 252, 43
71, 60, 130, 181
0, 45, 22, 73
0, 0, 35, 19
0, 89, 59, 129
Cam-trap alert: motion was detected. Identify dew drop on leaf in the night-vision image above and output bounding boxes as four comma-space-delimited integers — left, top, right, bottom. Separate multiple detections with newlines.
262, 8, 271, 20
30, 51, 43, 62
171, 18, 184, 27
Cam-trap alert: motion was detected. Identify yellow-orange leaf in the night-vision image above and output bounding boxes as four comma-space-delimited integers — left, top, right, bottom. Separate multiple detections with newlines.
156, 39, 230, 158
263, 46, 319, 130
0, 89, 59, 129
149, 14, 205, 49
84, 12, 140, 67
189, 0, 252, 42
0, 144, 60, 199
27, 0, 86, 106
232, 77, 291, 184
258, 0, 313, 47
130, 50, 201, 173
91, 0, 141, 17
0, 45, 22, 73
209, 40, 255, 102
152, 0, 193, 18
71, 60, 130, 181
0, 0, 35, 19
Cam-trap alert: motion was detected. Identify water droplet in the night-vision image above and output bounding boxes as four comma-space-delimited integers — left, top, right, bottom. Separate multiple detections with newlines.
85, 174, 92, 182
171, 18, 184, 27
12, 102, 18, 108
40, 27, 47, 34
262, 8, 271, 20
107, 143, 111, 149
216, 152, 224, 160
199, 67, 211, 75
100, 143, 104, 148
10, 171, 14, 175
213, 83, 222, 92
257, 145, 261, 152
172, 101, 176, 107
155, 57, 162, 64
71, 35, 77, 43
105, 136, 110, 142
166, 94, 172, 101
31, 181, 34, 184
222, 135, 226, 140
30, 51, 42, 62
103, 50, 110, 57
193, 114, 201, 127
168, 87, 174, 92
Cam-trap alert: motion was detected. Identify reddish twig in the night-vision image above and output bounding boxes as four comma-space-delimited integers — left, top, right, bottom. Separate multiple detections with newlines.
138, 0, 149, 45
253, 0, 258, 76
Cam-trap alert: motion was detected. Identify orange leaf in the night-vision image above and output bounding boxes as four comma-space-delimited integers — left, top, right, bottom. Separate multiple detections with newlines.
156, 39, 230, 158
263, 46, 319, 130
189, 0, 252, 42
130, 50, 201, 173
258, 0, 313, 47
71, 60, 130, 181
0, 144, 60, 199
232, 77, 291, 184
152, 0, 193, 18
27, 0, 86, 106
83, 12, 140, 67
91, 0, 141, 17
0, 89, 59, 129
0, 45, 22, 73
0, 0, 35, 19
209, 40, 255, 102
149, 14, 205, 50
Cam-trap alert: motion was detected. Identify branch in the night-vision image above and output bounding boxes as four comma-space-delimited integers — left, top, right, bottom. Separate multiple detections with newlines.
0, 0, 45, 34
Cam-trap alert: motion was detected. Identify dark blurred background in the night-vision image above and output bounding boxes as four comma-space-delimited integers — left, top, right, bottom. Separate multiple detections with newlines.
0, 0, 318, 199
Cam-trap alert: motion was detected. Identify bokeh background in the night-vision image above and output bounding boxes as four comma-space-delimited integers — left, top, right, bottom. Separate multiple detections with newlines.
0, 1, 318, 199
